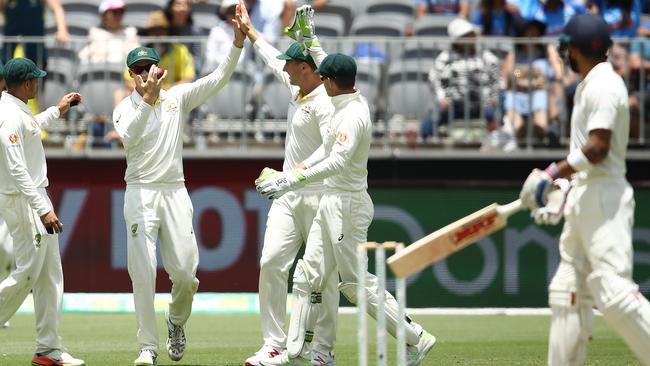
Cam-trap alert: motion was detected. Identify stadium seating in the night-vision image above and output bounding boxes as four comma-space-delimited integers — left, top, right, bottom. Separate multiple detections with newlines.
401, 39, 446, 60
363, 0, 416, 17
122, 1, 164, 30
192, 1, 219, 35
260, 71, 292, 120
200, 61, 255, 120
414, 14, 455, 36
314, 13, 347, 37
319, 0, 356, 36
350, 13, 409, 37
76, 63, 124, 118
386, 59, 433, 120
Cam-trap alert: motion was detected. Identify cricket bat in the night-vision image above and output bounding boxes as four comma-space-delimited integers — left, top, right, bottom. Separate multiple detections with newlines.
387, 199, 524, 278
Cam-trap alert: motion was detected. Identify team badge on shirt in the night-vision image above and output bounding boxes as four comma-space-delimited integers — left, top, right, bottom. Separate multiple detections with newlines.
300, 105, 312, 114
8, 134, 18, 144
163, 98, 179, 113
337, 132, 348, 144
131, 224, 138, 237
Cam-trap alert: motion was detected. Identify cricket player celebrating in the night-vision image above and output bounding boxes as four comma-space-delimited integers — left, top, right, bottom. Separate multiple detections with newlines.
235, 2, 339, 365
519, 14, 650, 365
112, 17, 244, 366
0, 57, 84, 366
254, 7, 436, 366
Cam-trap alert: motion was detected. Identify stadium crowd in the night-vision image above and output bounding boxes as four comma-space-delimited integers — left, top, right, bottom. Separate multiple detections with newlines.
0, 0, 649, 151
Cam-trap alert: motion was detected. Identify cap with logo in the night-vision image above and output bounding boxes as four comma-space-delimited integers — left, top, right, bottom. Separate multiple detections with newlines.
316, 53, 356, 80
276, 43, 315, 64
3, 58, 47, 83
126, 47, 161, 68
99, 0, 126, 14
559, 13, 612, 57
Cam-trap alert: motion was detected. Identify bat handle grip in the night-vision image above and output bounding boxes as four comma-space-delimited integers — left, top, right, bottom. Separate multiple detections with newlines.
497, 199, 524, 218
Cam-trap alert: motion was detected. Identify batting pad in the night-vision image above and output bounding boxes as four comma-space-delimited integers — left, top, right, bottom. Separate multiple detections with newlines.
588, 271, 650, 364
548, 290, 593, 366
339, 282, 419, 345
286, 260, 318, 358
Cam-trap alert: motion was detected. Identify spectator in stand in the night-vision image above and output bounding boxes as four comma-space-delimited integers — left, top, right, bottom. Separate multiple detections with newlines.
472, 0, 520, 36
529, 0, 586, 35
628, 33, 650, 139
78, 0, 140, 65
205, 0, 246, 71
421, 18, 501, 139
416, 0, 471, 17
503, 18, 563, 143
245, 0, 285, 41
165, 0, 204, 72
0, 0, 70, 67
589, 0, 641, 37
638, 14, 650, 36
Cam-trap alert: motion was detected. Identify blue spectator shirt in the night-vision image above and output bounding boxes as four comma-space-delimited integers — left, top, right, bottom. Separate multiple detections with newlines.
630, 37, 650, 90
417, 0, 467, 14
593, 0, 641, 37
532, 1, 585, 35
473, 9, 514, 36
4, 0, 45, 36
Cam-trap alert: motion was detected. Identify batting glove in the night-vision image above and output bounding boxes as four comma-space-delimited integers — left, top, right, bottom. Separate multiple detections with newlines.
255, 167, 279, 186
531, 178, 571, 225
256, 170, 307, 200
519, 163, 561, 210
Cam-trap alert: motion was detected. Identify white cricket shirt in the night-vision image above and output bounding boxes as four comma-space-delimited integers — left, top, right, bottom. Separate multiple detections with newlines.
113, 45, 242, 186
0, 92, 59, 215
570, 62, 629, 181
253, 39, 333, 189
302, 90, 372, 192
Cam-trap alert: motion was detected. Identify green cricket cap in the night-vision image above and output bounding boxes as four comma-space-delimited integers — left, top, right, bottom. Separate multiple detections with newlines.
3, 58, 46, 83
126, 46, 161, 68
316, 53, 356, 80
0, 62, 4, 79
276, 43, 314, 64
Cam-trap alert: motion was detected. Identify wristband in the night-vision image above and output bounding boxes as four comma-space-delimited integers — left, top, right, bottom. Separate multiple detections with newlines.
544, 162, 560, 180
566, 148, 593, 172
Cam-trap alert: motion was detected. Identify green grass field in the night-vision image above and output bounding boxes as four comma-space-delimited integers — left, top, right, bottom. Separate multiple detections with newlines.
0, 313, 642, 365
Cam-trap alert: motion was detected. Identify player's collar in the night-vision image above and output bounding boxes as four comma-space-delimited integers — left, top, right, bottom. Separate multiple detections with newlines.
582, 62, 612, 85
0, 91, 32, 115
330, 89, 360, 108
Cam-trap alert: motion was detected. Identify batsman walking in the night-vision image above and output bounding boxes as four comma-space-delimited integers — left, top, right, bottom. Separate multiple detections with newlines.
235, 2, 339, 365
0, 57, 84, 366
519, 14, 650, 366
112, 20, 244, 366
254, 6, 436, 366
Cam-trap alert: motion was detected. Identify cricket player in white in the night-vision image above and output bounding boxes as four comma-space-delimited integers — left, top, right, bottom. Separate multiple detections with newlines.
0, 57, 84, 366
0, 218, 14, 329
254, 7, 436, 366
235, 2, 338, 365
520, 14, 650, 366
112, 22, 244, 366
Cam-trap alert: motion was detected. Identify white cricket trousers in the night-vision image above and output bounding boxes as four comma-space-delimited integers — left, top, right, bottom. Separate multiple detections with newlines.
548, 177, 650, 365
259, 189, 339, 352
0, 190, 64, 353
0, 218, 14, 281
124, 185, 199, 351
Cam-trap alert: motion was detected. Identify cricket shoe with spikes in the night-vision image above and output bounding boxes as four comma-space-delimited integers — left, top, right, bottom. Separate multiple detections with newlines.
245, 344, 284, 366
166, 315, 186, 361
134, 349, 157, 366
310, 349, 335, 366
32, 350, 85, 366
259, 350, 310, 366
407, 329, 436, 366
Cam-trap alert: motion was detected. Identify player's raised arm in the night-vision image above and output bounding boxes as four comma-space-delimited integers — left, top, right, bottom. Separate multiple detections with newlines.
175, 4, 244, 112
34, 92, 81, 128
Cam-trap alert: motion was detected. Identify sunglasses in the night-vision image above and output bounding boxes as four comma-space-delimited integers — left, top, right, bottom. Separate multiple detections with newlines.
108, 8, 125, 15
320, 75, 331, 81
130, 64, 157, 75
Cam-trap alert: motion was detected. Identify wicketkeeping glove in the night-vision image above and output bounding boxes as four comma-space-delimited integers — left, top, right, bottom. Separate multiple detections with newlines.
255, 167, 279, 186
256, 169, 307, 200
284, 5, 320, 54
531, 178, 571, 226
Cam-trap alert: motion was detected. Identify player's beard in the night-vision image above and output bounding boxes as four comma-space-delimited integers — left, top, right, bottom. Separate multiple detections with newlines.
567, 49, 579, 74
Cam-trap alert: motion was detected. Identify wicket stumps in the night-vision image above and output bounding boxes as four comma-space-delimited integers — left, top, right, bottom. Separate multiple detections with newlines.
356, 241, 407, 366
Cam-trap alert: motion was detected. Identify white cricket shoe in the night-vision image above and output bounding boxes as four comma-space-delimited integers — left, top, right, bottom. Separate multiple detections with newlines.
32, 349, 85, 366
245, 344, 284, 366
407, 330, 436, 366
166, 315, 186, 361
1, 320, 9, 328
259, 350, 310, 366
134, 349, 157, 366
311, 349, 335, 366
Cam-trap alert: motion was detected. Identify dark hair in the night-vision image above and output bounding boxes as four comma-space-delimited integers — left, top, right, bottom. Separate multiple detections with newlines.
332, 76, 355, 89
480, 0, 514, 36
165, 0, 194, 33
6, 79, 27, 89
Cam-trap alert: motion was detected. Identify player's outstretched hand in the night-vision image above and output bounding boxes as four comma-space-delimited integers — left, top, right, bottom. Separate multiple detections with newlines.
231, 0, 246, 47
56, 92, 82, 115
136, 64, 166, 105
